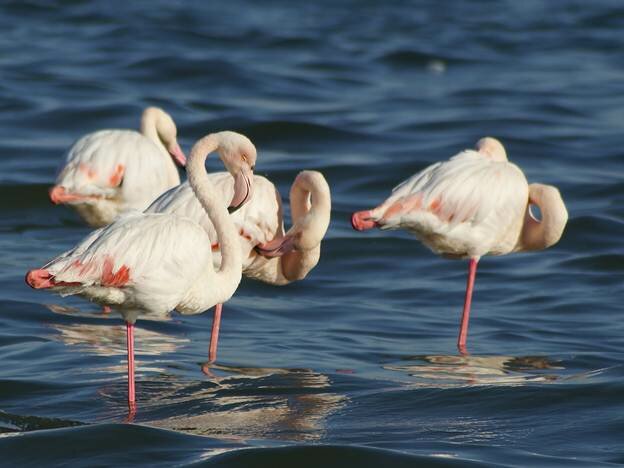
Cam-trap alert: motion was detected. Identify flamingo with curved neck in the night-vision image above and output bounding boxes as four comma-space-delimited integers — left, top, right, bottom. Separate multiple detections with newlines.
49, 107, 187, 227
205, 170, 332, 364
26, 132, 248, 412
351, 137, 568, 353
147, 170, 332, 364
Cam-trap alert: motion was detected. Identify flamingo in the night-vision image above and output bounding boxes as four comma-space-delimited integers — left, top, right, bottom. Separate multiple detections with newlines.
351, 137, 568, 353
49, 107, 188, 227
147, 170, 331, 362
25, 131, 256, 412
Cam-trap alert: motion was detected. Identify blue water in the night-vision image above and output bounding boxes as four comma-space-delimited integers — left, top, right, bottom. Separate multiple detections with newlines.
2, 1, 624, 466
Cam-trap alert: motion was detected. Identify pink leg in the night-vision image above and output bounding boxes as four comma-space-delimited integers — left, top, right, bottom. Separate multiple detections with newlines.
457, 257, 479, 353
208, 304, 222, 363
126, 322, 136, 411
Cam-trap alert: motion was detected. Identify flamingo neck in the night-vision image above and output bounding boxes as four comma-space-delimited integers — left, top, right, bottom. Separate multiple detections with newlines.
187, 134, 242, 305
281, 171, 331, 282
140, 108, 166, 152
517, 183, 568, 252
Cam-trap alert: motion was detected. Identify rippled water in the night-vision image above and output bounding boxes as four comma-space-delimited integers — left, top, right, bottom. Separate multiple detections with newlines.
2, 1, 624, 466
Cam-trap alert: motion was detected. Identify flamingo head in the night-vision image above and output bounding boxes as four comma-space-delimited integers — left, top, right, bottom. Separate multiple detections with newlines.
216, 131, 257, 213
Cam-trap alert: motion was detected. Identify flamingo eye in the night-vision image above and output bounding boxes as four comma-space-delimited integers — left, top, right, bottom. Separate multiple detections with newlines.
251, 165, 255, 171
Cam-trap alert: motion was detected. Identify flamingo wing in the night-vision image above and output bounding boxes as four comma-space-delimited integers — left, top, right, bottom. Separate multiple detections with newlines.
147, 173, 284, 268
376, 150, 529, 255
42, 212, 213, 312
56, 130, 179, 210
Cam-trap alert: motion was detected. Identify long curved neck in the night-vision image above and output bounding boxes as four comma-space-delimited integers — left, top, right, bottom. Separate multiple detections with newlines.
281, 172, 331, 282
187, 135, 242, 302
516, 183, 568, 252
289, 171, 331, 228
140, 108, 165, 150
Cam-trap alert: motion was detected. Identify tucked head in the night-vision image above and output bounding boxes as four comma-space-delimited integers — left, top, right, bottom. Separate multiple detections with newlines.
214, 131, 257, 213
141, 107, 186, 167
475, 137, 507, 162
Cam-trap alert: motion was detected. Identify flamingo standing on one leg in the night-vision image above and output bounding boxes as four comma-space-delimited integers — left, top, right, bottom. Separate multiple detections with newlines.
351, 137, 568, 353
50, 107, 187, 227
25, 131, 256, 413
147, 170, 331, 363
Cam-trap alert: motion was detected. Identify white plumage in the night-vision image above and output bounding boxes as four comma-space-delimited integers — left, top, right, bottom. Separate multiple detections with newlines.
352, 137, 568, 352
147, 170, 331, 285
148, 169, 331, 364
40, 212, 219, 322
147, 173, 282, 272
27, 132, 255, 408
51, 107, 186, 227
376, 149, 529, 258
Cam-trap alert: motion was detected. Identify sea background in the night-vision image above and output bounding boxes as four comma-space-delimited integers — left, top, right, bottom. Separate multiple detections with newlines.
1, 1, 623, 466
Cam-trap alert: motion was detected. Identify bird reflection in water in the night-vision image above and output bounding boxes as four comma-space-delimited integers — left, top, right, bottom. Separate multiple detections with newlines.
46, 304, 345, 430
384, 354, 564, 386
46, 304, 192, 421
46, 304, 187, 359
145, 365, 346, 442
49, 322, 187, 358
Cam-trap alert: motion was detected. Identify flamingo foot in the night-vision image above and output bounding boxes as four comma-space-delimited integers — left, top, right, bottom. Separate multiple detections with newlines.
201, 362, 216, 377
351, 210, 378, 231
126, 402, 137, 423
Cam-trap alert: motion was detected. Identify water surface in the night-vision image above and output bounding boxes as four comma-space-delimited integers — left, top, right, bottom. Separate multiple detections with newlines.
1, 1, 623, 466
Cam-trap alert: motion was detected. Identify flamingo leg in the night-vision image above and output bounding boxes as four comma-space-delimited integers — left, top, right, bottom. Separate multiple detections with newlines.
208, 303, 223, 363
126, 321, 136, 415
457, 257, 479, 353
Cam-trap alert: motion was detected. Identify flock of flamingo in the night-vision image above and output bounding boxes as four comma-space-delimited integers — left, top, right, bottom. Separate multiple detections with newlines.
25, 107, 568, 410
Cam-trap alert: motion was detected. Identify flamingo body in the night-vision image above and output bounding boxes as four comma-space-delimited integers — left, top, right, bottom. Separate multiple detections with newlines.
357, 148, 529, 258
149, 170, 331, 284
148, 170, 331, 362
147, 173, 282, 275
51, 108, 186, 227
27, 132, 253, 410
352, 138, 567, 352
27, 212, 223, 322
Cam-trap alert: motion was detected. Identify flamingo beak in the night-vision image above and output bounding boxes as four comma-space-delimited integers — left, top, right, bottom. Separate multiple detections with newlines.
49, 185, 87, 204
255, 234, 296, 257
168, 142, 187, 167
49, 185, 65, 204
228, 167, 254, 214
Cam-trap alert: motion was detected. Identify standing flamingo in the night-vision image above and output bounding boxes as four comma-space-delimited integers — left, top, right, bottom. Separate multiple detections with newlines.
351, 137, 568, 353
25, 131, 255, 412
50, 107, 187, 227
147, 170, 331, 362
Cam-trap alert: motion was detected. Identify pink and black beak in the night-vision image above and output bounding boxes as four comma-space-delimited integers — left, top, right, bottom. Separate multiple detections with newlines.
168, 142, 187, 168
228, 166, 254, 214
255, 234, 296, 257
